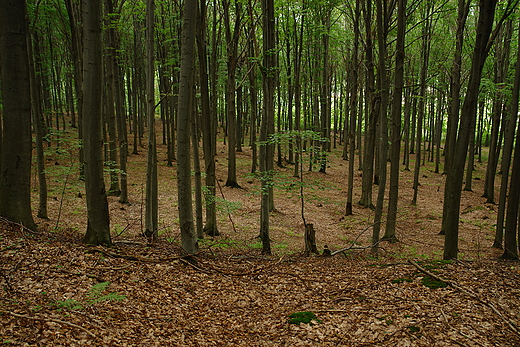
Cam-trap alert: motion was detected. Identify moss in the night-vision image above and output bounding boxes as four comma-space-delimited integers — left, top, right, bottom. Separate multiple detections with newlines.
287, 311, 322, 325
421, 275, 448, 289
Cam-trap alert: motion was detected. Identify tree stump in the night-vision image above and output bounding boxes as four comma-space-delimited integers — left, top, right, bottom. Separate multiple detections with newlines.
304, 223, 319, 255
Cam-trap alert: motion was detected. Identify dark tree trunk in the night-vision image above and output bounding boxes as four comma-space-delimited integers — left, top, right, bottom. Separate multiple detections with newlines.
384, 0, 406, 242
177, 0, 198, 255
499, 22, 520, 256
81, 0, 111, 245
198, 0, 219, 237
259, 0, 275, 255
0, 0, 37, 230
443, 0, 496, 260
144, 0, 158, 241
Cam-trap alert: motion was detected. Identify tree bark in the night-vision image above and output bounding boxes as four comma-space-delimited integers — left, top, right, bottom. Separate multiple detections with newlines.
177, 0, 199, 255
0, 0, 37, 231
259, 0, 275, 255
144, 0, 158, 241
443, 0, 496, 260
384, 0, 406, 242
499, 22, 520, 257
198, 0, 219, 237
81, 0, 111, 245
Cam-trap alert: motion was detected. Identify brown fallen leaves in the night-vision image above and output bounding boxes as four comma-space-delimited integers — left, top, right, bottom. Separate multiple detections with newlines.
1, 223, 519, 347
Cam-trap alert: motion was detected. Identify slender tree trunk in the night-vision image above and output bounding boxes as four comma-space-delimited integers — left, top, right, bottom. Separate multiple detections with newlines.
81, 0, 111, 245
359, 0, 376, 209
371, 0, 390, 253
223, 0, 242, 188
259, 0, 275, 255
443, 0, 496, 260
144, 0, 158, 241
484, 20, 512, 203
345, 0, 360, 216
384, 0, 406, 242
177, 0, 198, 255
198, 0, 219, 236
293, 6, 305, 179
412, 5, 432, 206
27, 27, 49, 220
497, 22, 520, 253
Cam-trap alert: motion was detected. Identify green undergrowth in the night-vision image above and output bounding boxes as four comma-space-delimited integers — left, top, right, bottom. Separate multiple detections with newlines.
287, 311, 322, 325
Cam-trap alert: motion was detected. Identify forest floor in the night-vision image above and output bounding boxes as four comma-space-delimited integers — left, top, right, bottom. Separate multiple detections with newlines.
1, 132, 520, 346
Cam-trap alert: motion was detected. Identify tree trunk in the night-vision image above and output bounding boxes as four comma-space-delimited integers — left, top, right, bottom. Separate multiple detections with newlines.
198, 0, 219, 237
359, 0, 376, 209
412, 4, 432, 206
177, 0, 199, 255
27, 26, 49, 220
223, 0, 242, 188
81, 0, 111, 245
345, 0, 360, 216
259, 0, 275, 255
144, 0, 158, 241
443, 0, 496, 260
384, 0, 406, 242
498, 22, 520, 254
0, 0, 37, 231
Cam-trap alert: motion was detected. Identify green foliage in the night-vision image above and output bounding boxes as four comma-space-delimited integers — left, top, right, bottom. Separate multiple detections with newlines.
409, 326, 420, 333
54, 282, 126, 311
287, 311, 322, 325
421, 275, 448, 289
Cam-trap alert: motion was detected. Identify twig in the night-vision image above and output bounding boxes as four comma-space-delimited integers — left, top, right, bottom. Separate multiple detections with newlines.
331, 223, 383, 256
6, 311, 97, 339
409, 260, 520, 336
88, 246, 187, 263
0, 217, 38, 234
216, 178, 238, 233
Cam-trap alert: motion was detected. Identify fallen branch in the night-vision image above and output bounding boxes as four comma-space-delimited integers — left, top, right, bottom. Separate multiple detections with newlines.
6, 311, 97, 339
331, 222, 382, 256
54, 268, 106, 283
88, 246, 187, 263
409, 260, 520, 336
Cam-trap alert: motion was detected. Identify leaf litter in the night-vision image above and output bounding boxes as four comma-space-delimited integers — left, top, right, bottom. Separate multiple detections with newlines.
1, 137, 519, 346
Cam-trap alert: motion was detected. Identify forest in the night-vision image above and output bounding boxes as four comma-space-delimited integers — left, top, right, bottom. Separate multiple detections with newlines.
1, 0, 520, 345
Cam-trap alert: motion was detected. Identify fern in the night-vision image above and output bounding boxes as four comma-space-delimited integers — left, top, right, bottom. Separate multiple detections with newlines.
85, 281, 126, 305
53, 282, 126, 311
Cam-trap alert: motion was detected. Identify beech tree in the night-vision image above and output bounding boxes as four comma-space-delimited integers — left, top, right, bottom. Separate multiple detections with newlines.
144, 0, 158, 241
177, 0, 199, 255
443, 0, 498, 260
0, 0, 37, 231
81, 0, 111, 245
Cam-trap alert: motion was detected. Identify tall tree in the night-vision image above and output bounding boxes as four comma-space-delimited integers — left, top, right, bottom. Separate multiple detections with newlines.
81, 0, 111, 245
177, 0, 199, 255
500, 21, 520, 258
0, 0, 37, 231
383, 0, 406, 242
443, 0, 498, 260
198, 0, 219, 237
144, 0, 158, 241
345, 0, 360, 216
359, 0, 377, 209
259, 0, 275, 255
372, 0, 391, 252
223, 0, 242, 188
